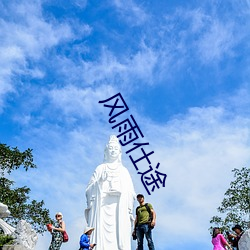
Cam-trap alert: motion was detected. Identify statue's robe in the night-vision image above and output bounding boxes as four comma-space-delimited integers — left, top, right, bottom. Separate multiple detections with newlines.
85, 163, 135, 250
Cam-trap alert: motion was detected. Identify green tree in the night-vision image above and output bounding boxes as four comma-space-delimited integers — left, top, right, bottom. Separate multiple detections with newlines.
210, 167, 250, 232
0, 143, 52, 233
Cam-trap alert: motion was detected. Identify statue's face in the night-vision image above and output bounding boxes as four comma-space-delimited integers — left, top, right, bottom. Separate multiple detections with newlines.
107, 142, 120, 160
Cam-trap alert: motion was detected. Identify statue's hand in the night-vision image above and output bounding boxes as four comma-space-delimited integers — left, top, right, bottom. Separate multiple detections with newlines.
130, 213, 135, 222
87, 195, 95, 209
88, 201, 93, 208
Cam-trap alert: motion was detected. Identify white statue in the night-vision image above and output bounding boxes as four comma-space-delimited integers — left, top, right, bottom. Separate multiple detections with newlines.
0, 202, 15, 235
0, 203, 38, 250
85, 135, 136, 250
13, 220, 38, 250
239, 229, 250, 250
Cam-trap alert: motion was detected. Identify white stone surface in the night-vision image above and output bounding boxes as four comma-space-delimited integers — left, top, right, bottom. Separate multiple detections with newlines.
0, 218, 15, 235
0, 203, 11, 218
239, 229, 250, 250
0, 203, 38, 250
13, 220, 38, 250
85, 135, 136, 250
0, 203, 15, 235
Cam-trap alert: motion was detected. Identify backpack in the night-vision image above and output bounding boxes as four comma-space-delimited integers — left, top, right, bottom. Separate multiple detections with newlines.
136, 203, 154, 229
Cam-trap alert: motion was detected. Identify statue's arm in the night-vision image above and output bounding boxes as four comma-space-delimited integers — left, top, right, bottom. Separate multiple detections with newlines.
86, 174, 97, 208
86, 165, 103, 208
133, 214, 138, 232
124, 168, 136, 212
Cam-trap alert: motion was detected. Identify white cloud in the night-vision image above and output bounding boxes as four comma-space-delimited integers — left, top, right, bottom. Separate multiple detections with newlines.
159, 7, 240, 67
81, 48, 127, 85
0, 2, 73, 58
196, 20, 235, 63
223, 84, 250, 115
48, 84, 117, 119
81, 45, 158, 86
112, 0, 148, 26
0, 1, 75, 110
189, 8, 210, 33
73, 0, 87, 9
127, 42, 158, 84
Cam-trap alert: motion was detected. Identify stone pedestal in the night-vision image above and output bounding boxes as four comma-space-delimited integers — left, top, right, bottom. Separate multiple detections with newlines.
2, 246, 26, 250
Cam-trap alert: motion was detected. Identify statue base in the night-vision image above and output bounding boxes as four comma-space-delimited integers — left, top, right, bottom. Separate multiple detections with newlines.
1, 245, 26, 250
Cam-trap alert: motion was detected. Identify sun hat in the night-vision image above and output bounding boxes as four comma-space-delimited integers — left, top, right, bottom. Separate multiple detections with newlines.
55, 212, 63, 218
84, 227, 95, 234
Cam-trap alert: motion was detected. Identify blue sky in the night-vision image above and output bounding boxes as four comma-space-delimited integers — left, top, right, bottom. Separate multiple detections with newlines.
1, 0, 250, 249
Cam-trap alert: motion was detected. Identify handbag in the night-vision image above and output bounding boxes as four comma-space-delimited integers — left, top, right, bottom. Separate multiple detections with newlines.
62, 231, 69, 242
46, 224, 52, 232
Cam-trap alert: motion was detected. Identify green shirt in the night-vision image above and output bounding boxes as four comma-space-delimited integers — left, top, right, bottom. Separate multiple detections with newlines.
136, 203, 153, 225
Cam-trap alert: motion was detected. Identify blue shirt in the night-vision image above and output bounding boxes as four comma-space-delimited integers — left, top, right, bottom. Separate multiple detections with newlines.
79, 234, 90, 250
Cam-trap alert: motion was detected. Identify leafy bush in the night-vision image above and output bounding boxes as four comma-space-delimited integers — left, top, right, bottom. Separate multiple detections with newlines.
0, 234, 14, 246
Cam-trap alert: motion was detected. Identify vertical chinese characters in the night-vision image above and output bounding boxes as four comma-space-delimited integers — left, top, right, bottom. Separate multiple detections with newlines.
99, 93, 167, 195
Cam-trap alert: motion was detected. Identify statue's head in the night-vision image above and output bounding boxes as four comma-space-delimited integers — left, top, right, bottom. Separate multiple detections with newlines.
104, 135, 122, 163
0, 202, 10, 218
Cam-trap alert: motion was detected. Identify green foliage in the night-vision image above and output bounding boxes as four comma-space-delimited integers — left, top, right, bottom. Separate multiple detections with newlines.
0, 144, 36, 175
0, 234, 14, 246
210, 167, 250, 232
0, 143, 52, 233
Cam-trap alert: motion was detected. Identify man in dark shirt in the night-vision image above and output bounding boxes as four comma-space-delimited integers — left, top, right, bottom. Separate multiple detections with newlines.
230, 224, 244, 250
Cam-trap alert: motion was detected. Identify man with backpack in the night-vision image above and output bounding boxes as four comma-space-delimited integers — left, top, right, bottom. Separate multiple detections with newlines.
132, 194, 156, 250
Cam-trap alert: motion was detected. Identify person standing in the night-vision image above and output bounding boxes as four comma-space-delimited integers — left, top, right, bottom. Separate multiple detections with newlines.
79, 227, 96, 250
231, 225, 244, 250
211, 227, 232, 250
49, 212, 66, 250
133, 194, 156, 250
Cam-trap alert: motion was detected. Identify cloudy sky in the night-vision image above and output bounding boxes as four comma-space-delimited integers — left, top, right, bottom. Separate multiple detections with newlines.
1, 0, 250, 249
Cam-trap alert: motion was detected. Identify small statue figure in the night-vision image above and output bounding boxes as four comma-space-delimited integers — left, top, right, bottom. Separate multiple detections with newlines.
0, 202, 38, 250
14, 220, 38, 250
